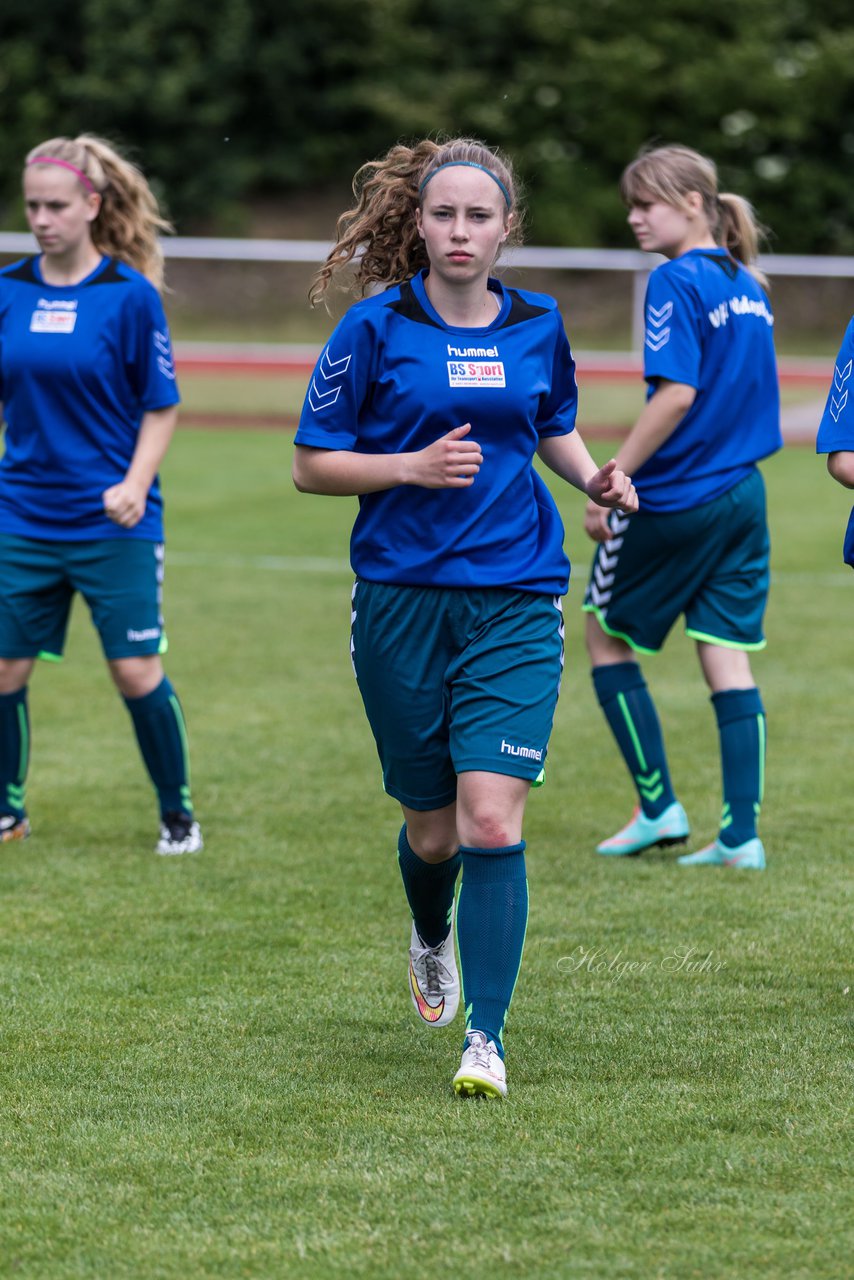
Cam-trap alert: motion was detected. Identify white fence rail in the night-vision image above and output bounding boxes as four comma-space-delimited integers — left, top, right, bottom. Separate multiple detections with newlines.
3, 232, 853, 351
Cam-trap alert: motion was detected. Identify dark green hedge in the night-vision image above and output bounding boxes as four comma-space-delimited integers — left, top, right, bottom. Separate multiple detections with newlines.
1, 0, 852, 250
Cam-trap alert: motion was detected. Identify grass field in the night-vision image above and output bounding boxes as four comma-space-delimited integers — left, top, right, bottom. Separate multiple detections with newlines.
0, 406, 851, 1278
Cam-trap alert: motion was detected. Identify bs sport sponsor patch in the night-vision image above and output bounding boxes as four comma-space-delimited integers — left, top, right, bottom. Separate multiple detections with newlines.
447, 360, 506, 388
30, 299, 78, 334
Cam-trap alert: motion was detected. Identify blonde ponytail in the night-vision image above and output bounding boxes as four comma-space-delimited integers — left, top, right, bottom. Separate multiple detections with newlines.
25, 135, 172, 292
621, 144, 769, 289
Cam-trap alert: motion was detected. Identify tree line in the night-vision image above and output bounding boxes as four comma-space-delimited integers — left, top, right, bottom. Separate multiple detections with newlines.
1, 0, 852, 252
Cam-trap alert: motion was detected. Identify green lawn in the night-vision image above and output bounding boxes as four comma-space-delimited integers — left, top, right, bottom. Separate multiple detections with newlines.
0, 429, 850, 1278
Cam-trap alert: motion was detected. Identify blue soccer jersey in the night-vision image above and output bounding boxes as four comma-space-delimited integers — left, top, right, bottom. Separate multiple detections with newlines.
295, 270, 578, 594
816, 316, 854, 567
0, 255, 180, 541
633, 248, 782, 512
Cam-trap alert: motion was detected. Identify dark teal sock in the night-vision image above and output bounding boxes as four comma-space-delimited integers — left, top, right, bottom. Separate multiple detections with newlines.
124, 677, 193, 818
0, 686, 29, 818
592, 662, 676, 818
712, 687, 765, 847
456, 843, 528, 1057
397, 825, 461, 947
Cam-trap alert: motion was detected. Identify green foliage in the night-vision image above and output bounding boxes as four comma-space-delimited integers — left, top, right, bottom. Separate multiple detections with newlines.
0, 0, 853, 247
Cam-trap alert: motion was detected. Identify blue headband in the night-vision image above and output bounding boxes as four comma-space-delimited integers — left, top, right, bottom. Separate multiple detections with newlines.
419, 161, 512, 208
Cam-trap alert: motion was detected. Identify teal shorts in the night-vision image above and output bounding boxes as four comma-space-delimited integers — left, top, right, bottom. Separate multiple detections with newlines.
582, 469, 770, 654
350, 581, 565, 811
0, 535, 167, 662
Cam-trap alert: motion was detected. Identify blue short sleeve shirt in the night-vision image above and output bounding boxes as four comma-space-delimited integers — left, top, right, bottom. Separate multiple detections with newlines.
633, 249, 782, 512
295, 271, 578, 594
0, 255, 179, 541
816, 316, 854, 566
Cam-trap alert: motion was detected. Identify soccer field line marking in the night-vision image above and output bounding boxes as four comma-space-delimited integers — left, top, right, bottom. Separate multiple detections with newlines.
164, 553, 852, 587
167, 550, 351, 574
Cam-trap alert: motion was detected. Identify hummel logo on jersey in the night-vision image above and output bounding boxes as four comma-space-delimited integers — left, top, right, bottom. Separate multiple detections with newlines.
645, 302, 672, 352
447, 344, 499, 358
308, 345, 351, 412
830, 358, 852, 422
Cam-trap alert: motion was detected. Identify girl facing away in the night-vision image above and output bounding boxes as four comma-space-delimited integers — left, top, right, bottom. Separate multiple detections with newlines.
582, 144, 782, 870
292, 137, 637, 1098
0, 135, 201, 855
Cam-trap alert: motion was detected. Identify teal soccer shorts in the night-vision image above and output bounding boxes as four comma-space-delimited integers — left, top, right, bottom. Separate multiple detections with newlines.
0, 535, 167, 661
583, 469, 770, 654
350, 581, 565, 811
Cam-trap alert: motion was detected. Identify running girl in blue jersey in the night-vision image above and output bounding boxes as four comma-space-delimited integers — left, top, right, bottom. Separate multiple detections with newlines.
816, 318, 854, 568
583, 144, 782, 871
293, 137, 637, 1098
0, 135, 201, 855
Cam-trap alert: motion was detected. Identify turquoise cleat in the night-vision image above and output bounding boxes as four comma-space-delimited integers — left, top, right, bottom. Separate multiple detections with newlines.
677, 837, 766, 869
597, 801, 690, 857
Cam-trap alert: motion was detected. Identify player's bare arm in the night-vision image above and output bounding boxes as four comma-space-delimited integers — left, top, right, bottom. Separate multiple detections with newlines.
827, 450, 854, 488
293, 424, 483, 495
582, 378, 694, 541
103, 406, 179, 529
537, 432, 636, 512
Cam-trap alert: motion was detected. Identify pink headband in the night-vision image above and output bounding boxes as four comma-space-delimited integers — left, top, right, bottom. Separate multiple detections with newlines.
26, 157, 96, 193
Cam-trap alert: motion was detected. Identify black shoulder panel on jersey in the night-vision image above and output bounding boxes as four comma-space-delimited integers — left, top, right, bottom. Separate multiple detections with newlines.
83, 259, 129, 286
385, 281, 552, 332
495, 289, 551, 330
384, 279, 445, 330
698, 252, 740, 281
1, 256, 40, 283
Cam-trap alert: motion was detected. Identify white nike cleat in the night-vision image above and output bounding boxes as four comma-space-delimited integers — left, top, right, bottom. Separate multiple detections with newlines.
0, 814, 30, 842
156, 811, 203, 856
453, 1031, 507, 1099
408, 906, 460, 1027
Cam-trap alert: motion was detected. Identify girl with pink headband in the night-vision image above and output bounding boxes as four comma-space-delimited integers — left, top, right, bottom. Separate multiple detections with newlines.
24, 135, 169, 287
0, 134, 202, 856
26, 155, 96, 193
